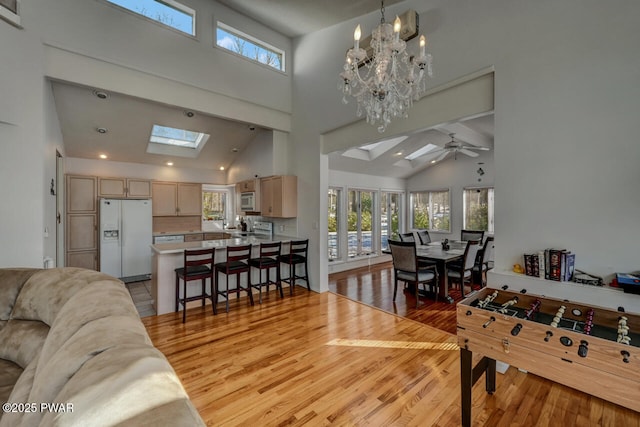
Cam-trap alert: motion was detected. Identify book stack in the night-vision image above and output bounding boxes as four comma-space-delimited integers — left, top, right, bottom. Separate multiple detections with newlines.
523, 249, 575, 282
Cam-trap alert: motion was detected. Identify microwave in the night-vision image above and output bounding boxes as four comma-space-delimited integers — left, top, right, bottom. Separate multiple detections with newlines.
240, 192, 256, 211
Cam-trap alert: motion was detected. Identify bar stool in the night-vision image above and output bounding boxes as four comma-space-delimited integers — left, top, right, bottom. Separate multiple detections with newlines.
277, 239, 310, 295
174, 248, 214, 323
249, 241, 283, 303
213, 244, 254, 313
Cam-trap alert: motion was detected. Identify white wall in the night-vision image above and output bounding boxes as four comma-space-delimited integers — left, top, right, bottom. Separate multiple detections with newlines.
0, 0, 293, 267
227, 129, 275, 183
65, 158, 225, 184
407, 149, 494, 240
292, 0, 640, 299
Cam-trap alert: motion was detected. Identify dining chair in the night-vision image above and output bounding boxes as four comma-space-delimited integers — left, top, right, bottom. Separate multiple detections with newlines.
399, 232, 415, 243
174, 248, 215, 323
473, 236, 494, 288
461, 229, 484, 242
447, 240, 481, 297
416, 229, 431, 245
388, 240, 439, 308
213, 244, 254, 313
277, 239, 310, 295
249, 241, 283, 303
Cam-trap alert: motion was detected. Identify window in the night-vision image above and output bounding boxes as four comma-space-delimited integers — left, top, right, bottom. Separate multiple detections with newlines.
328, 188, 341, 261
216, 22, 285, 72
347, 190, 375, 257
202, 190, 226, 220
411, 190, 450, 232
105, 0, 195, 35
380, 191, 402, 251
463, 187, 494, 233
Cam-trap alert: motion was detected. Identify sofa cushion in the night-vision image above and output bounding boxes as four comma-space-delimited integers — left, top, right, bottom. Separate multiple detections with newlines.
36, 279, 141, 367
0, 359, 23, 404
0, 320, 49, 368
37, 345, 206, 427
0, 356, 37, 427
27, 316, 151, 417
0, 268, 38, 321
11, 268, 121, 326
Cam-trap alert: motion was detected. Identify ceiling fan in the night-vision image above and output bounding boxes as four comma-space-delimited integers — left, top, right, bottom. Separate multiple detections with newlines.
426, 133, 490, 162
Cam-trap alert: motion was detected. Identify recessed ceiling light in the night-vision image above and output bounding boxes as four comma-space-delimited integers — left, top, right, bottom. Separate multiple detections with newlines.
99, 154, 107, 159
96, 127, 108, 134
219, 166, 225, 171
183, 110, 195, 118
431, 160, 437, 164
395, 151, 403, 156
231, 147, 239, 152
92, 90, 109, 100
166, 161, 174, 166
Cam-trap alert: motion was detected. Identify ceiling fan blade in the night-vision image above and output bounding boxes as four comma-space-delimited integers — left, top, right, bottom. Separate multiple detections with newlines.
461, 145, 490, 151
434, 150, 450, 162
459, 148, 479, 157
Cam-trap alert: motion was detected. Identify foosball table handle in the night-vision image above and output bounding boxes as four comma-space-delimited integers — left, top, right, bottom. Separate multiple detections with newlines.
621, 350, 631, 364
578, 340, 589, 358
544, 331, 553, 342
510, 323, 523, 336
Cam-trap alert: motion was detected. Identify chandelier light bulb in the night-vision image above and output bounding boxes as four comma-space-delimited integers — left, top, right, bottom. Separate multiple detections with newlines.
339, 6, 433, 132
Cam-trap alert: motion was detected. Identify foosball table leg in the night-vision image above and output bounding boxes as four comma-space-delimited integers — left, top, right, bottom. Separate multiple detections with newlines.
460, 347, 497, 427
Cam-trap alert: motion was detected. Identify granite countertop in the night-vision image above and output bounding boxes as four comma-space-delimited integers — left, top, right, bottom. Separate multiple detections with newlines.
151, 234, 295, 255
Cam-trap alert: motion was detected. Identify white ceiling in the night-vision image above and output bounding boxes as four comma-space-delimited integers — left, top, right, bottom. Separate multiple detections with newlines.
216, 0, 405, 38
52, 80, 260, 170
52, 1, 493, 177
328, 114, 494, 179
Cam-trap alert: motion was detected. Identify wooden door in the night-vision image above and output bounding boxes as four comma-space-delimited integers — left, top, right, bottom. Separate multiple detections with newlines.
152, 182, 178, 216
177, 183, 202, 216
67, 214, 97, 251
66, 251, 97, 270
260, 177, 274, 215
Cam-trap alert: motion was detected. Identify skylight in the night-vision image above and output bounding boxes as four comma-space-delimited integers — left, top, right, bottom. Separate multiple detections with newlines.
147, 125, 209, 158
405, 143, 439, 160
150, 125, 206, 149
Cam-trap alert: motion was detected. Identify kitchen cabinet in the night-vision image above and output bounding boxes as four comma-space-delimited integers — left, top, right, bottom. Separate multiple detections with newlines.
260, 175, 297, 218
236, 178, 258, 193
67, 175, 97, 213
99, 177, 151, 198
66, 175, 98, 270
177, 183, 202, 216
204, 232, 231, 240
152, 182, 202, 216
184, 233, 203, 242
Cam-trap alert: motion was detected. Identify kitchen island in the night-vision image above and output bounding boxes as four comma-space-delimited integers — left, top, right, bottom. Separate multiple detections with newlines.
150, 235, 295, 315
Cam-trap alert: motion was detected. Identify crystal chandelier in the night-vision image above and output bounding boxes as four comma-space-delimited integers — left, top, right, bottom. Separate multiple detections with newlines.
339, 1, 433, 133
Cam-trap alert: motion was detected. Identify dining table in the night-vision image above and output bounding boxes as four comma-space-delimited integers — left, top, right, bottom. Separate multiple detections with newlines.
416, 241, 467, 304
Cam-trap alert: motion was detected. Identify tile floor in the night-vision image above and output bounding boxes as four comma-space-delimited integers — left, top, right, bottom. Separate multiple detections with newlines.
126, 280, 156, 317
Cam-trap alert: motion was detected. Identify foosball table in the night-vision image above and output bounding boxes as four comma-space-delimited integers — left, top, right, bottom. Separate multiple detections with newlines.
457, 286, 640, 427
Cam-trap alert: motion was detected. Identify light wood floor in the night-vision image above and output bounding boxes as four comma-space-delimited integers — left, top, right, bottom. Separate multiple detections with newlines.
142, 279, 640, 426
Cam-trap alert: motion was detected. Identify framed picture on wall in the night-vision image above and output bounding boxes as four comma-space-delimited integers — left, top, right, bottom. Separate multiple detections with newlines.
0, 0, 21, 28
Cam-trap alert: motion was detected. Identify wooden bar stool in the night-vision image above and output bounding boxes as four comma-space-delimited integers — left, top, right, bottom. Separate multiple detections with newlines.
249, 241, 283, 303
174, 248, 215, 323
214, 244, 254, 313
277, 239, 310, 295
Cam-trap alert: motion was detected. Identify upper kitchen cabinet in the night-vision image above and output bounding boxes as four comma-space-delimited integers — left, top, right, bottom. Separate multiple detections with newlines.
99, 177, 151, 198
236, 178, 258, 193
152, 181, 202, 216
260, 175, 297, 218
67, 175, 97, 213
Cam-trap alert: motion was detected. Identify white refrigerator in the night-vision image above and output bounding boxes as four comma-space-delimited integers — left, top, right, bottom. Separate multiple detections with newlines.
100, 198, 153, 281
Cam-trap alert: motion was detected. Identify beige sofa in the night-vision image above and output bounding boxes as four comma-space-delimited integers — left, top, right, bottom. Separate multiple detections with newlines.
0, 268, 204, 427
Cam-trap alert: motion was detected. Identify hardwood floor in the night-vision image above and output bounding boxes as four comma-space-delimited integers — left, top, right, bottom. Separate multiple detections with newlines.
142, 277, 640, 426
329, 261, 465, 335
